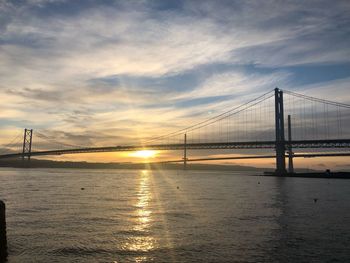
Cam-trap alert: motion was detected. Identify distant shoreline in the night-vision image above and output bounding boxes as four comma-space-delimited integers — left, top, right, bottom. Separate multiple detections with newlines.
262, 171, 350, 179
0, 158, 321, 173
2, 159, 349, 178
0, 158, 266, 171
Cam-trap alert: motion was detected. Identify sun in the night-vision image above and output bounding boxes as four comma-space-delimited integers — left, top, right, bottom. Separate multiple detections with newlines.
130, 150, 157, 159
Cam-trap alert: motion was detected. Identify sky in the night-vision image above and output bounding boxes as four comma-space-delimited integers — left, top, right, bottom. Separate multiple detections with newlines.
0, 0, 350, 168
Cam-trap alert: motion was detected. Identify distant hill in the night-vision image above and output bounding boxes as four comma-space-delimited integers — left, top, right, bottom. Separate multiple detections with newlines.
0, 158, 319, 173
0, 158, 268, 171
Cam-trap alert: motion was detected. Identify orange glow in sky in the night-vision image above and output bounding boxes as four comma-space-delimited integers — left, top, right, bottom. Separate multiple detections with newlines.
129, 150, 157, 159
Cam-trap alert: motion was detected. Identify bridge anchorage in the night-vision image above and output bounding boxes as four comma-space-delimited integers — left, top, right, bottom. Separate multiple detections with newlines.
0, 87, 349, 174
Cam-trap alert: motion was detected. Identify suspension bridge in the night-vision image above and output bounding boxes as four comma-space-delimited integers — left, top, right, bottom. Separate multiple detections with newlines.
0, 88, 349, 174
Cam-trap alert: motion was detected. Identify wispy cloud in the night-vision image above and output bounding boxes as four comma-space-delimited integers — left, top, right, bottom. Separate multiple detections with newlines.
0, 0, 350, 164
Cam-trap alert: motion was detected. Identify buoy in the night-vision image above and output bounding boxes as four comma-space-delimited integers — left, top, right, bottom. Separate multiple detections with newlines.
313, 198, 318, 203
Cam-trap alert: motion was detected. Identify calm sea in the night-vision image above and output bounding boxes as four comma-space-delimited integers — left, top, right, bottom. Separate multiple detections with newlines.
0, 168, 349, 262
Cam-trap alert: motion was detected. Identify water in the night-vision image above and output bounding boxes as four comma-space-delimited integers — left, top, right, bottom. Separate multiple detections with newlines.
0, 168, 349, 263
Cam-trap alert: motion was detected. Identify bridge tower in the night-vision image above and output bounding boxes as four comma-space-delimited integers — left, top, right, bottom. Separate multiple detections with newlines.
287, 115, 294, 173
22, 128, 33, 161
274, 88, 287, 175
183, 133, 187, 170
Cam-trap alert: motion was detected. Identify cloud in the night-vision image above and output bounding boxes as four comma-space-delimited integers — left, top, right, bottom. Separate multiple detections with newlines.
0, 0, 349, 166
179, 70, 291, 100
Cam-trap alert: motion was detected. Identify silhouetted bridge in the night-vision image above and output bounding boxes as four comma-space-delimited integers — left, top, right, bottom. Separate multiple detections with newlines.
1, 88, 349, 174
1, 139, 350, 157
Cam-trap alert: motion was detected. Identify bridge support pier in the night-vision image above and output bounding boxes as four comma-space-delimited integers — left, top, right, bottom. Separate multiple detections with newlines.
22, 128, 33, 163
287, 115, 294, 173
274, 88, 287, 175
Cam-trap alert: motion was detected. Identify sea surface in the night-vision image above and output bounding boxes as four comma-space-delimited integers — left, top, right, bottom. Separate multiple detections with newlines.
0, 168, 349, 263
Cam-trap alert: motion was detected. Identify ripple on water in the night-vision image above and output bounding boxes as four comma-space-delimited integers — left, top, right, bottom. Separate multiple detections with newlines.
51, 245, 112, 256
1, 169, 350, 262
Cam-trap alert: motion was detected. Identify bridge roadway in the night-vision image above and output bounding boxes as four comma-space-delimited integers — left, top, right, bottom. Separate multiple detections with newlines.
160, 152, 350, 163
0, 139, 349, 159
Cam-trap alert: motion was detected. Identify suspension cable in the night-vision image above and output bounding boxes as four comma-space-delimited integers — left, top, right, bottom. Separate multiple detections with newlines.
284, 89, 350, 109
145, 89, 275, 143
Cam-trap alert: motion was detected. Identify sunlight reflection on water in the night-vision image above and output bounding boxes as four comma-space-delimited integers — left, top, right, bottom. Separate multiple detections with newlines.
122, 170, 155, 261
1, 168, 350, 262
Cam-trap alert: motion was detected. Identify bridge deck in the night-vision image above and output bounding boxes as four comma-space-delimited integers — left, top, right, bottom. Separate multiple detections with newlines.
0, 139, 349, 159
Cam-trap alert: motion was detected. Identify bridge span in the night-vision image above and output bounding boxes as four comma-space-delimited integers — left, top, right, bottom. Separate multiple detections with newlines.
0, 139, 349, 159
0, 88, 349, 174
